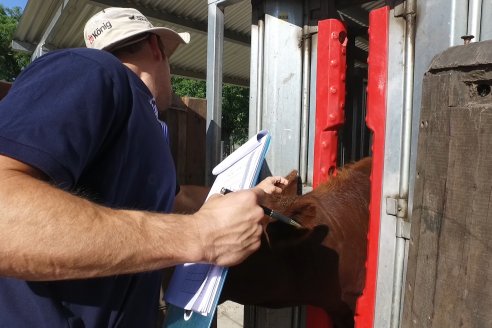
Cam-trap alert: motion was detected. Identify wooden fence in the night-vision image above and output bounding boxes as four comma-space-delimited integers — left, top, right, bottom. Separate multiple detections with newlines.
160, 96, 207, 186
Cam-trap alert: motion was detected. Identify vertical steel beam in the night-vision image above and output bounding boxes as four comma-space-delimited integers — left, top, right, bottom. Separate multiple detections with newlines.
256, 19, 265, 132
248, 9, 259, 138
468, 0, 483, 41
31, 0, 73, 60
300, 26, 312, 185
206, 0, 246, 184
391, 1, 416, 327
206, 1, 225, 185
261, 14, 303, 177
306, 32, 318, 188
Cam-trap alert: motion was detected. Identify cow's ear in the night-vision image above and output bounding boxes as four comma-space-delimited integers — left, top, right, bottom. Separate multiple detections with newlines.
305, 225, 329, 245
265, 221, 311, 248
289, 200, 317, 227
282, 170, 300, 197
265, 199, 320, 248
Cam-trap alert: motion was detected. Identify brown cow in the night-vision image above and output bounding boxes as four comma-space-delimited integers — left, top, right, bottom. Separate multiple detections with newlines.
221, 157, 371, 328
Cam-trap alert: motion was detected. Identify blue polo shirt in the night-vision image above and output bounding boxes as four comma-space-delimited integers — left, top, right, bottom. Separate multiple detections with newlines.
0, 48, 177, 327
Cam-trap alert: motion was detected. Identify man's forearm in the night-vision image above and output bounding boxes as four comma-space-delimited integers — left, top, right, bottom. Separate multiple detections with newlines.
0, 154, 266, 281
0, 159, 203, 280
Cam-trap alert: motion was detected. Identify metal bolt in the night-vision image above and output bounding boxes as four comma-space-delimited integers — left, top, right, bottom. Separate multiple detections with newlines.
461, 35, 474, 44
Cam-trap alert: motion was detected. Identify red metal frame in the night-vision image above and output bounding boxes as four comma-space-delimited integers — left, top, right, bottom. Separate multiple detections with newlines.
309, 6, 388, 327
354, 6, 389, 328
308, 18, 347, 328
312, 19, 347, 187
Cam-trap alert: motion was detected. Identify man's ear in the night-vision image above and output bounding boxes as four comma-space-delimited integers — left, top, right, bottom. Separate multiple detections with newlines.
148, 34, 164, 61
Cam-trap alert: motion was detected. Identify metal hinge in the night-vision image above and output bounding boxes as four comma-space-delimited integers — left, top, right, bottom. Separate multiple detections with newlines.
386, 196, 411, 239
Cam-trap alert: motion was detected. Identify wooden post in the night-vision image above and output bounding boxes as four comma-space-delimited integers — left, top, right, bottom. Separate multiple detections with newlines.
403, 40, 492, 328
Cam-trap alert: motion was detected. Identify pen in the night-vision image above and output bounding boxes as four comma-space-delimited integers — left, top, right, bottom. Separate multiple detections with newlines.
220, 187, 302, 228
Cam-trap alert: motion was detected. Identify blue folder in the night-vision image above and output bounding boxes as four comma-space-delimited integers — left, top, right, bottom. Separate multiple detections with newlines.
162, 130, 271, 328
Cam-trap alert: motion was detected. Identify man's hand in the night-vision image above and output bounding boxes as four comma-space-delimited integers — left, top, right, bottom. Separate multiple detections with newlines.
255, 176, 288, 194
191, 188, 266, 267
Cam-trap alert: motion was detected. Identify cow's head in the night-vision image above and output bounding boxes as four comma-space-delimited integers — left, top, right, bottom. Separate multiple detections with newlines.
262, 170, 329, 249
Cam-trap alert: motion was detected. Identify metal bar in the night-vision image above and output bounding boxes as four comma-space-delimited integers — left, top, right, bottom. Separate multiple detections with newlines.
391, 0, 416, 326
205, 2, 225, 185
256, 18, 265, 132
300, 26, 311, 184
248, 21, 259, 137
399, 0, 416, 201
10, 40, 35, 54
261, 14, 303, 178
31, 0, 72, 60
468, 0, 483, 42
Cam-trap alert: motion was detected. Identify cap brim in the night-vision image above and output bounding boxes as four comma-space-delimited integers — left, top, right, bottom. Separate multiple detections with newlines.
149, 27, 190, 58
102, 27, 190, 58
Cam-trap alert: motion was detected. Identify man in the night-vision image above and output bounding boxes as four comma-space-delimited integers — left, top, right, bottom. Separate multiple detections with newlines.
0, 7, 285, 327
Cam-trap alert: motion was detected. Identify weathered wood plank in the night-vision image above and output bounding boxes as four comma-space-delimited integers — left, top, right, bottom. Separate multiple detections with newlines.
160, 97, 206, 185
403, 55, 492, 328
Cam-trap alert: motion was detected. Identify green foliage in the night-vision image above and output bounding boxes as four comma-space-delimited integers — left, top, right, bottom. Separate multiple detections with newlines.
0, 5, 30, 81
221, 84, 249, 146
172, 76, 206, 98
171, 76, 249, 148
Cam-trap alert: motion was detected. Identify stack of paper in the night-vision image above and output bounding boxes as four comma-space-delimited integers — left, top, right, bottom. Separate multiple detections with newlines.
164, 130, 271, 323
164, 263, 226, 315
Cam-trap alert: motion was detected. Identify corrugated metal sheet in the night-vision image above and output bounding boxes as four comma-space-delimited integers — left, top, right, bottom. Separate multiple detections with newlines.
13, 0, 381, 86
13, 0, 252, 85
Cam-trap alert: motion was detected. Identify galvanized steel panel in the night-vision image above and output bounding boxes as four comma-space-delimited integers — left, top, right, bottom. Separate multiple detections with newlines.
261, 14, 303, 177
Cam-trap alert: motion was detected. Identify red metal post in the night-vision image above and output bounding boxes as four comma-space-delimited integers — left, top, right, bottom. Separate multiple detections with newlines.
312, 19, 347, 187
308, 18, 347, 328
354, 6, 389, 328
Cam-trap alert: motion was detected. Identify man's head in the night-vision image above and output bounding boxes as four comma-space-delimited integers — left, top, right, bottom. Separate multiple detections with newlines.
84, 7, 190, 110
84, 7, 190, 58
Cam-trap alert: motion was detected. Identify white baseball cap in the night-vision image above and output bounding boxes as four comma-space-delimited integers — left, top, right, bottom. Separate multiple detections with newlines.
84, 7, 190, 58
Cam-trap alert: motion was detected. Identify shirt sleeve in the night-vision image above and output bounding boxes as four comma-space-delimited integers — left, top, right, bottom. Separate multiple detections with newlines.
0, 50, 129, 189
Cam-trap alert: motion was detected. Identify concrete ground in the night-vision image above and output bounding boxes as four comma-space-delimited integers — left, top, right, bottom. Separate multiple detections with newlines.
217, 301, 244, 328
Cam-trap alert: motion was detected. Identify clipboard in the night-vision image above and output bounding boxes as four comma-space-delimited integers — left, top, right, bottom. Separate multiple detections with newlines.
162, 130, 271, 328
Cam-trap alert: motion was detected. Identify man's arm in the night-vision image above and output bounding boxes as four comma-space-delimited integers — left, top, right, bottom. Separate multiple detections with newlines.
0, 155, 265, 281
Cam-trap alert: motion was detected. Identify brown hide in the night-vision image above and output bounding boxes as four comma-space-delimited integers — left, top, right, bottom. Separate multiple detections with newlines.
221, 157, 371, 328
